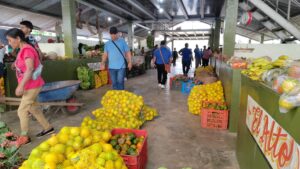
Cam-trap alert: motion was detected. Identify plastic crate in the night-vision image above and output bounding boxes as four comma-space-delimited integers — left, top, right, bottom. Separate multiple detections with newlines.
200, 108, 229, 129
111, 129, 148, 169
181, 80, 195, 94
170, 78, 182, 91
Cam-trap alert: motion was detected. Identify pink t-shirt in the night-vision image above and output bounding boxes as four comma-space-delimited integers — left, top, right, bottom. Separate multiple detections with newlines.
15, 44, 44, 90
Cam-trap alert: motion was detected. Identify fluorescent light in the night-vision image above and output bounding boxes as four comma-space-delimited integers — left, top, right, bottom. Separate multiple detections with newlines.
158, 0, 164, 3
159, 8, 164, 13
108, 17, 112, 22
148, 31, 151, 34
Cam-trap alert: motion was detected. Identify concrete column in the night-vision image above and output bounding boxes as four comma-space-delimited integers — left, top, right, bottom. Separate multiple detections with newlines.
98, 31, 103, 44
223, 0, 239, 57
127, 22, 134, 50
213, 19, 221, 51
209, 28, 214, 48
171, 40, 174, 51
248, 39, 252, 44
61, 0, 78, 57
260, 34, 264, 44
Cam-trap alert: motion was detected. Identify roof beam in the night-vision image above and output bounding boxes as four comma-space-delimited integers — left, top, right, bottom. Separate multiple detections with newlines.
32, 0, 59, 11
149, 0, 172, 20
135, 23, 151, 30
134, 16, 216, 23
176, 0, 189, 19
156, 29, 211, 32
76, 0, 127, 21
98, 0, 142, 20
125, 0, 156, 20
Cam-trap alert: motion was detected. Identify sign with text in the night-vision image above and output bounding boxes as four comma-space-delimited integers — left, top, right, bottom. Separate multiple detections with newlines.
246, 96, 300, 169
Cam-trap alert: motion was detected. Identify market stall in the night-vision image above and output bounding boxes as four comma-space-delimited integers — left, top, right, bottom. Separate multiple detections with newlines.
5, 58, 100, 97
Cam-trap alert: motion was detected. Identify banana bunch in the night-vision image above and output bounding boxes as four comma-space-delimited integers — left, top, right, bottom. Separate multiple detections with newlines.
242, 57, 273, 81
272, 55, 289, 67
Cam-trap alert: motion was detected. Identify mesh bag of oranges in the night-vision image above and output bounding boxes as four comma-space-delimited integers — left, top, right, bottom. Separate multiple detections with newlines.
188, 81, 225, 115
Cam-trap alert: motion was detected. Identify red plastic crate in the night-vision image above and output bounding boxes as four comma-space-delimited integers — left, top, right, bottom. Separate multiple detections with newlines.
111, 129, 148, 169
200, 108, 229, 129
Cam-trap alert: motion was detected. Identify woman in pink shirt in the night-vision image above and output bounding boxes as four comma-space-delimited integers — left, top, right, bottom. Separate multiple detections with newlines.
6, 28, 53, 145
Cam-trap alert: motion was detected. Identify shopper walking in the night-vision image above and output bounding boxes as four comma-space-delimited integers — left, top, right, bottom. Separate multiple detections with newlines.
202, 46, 212, 67
152, 40, 172, 89
172, 48, 178, 66
20, 20, 43, 59
6, 28, 54, 145
179, 43, 192, 76
100, 27, 132, 90
194, 45, 203, 68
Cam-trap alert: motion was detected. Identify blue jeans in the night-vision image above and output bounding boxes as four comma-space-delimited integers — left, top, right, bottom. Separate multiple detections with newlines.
109, 68, 126, 90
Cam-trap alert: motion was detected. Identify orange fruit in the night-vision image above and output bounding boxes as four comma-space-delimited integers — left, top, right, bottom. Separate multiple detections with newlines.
70, 127, 80, 136
80, 128, 90, 138
47, 135, 59, 146
44, 153, 58, 164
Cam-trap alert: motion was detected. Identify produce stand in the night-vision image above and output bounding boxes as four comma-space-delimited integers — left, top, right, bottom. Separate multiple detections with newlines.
5, 57, 100, 97
215, 59, 242, 132
236, 74, 300, 169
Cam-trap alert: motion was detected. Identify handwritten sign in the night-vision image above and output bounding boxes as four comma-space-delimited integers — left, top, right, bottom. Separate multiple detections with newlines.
246, 96, 300, 169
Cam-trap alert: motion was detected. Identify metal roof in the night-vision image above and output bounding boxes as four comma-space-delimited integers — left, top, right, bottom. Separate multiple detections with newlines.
0, 0, 299, 41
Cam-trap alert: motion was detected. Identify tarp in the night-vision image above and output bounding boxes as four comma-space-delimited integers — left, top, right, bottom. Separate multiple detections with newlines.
0, 29, 8, 45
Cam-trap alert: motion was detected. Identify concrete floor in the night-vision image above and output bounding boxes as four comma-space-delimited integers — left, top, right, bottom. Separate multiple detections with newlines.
1, 68, 240, 169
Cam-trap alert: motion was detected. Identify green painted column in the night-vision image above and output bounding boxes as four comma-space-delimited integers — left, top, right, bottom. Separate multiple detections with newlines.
209, 28, 214, 48
127, 22, 134, 50
61, 0, 78, 57
213, 19, 221, 51
223, 0, 239, 57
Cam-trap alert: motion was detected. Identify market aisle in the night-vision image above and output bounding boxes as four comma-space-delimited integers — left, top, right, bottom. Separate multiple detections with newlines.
1, 69, 239, 169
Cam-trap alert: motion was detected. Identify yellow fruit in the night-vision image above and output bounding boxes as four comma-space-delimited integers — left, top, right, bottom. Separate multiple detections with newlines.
70, 127, 80, 136
39, 142, 50, 151
60, 127, 71, 135
80, 127, 91, 138
43, 162, 56, 169
115, 159, 123, 169
53, 144, 66, 154
47, 135, 59, 146
105, 160, 114, 169
102, 143, 113, 152
44, 153, 58, 164
72, 141, 82, 150
58, 134, 69, 144
31, 148, 42, 157
102, 131, 112, 142
83, 137, 93, 146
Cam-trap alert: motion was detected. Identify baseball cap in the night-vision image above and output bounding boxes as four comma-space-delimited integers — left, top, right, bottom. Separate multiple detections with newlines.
109, 27, 118, 34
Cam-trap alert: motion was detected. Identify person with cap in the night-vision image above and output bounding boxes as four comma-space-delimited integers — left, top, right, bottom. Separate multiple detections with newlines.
100, 27, 132, 90
152, 40, 172, 89
20, 20, 43, 60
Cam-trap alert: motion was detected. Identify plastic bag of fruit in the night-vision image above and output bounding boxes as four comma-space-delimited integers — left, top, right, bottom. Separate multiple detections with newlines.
279, 85, 300, 113
288, 61, 300, 78
273, 75, 288, 94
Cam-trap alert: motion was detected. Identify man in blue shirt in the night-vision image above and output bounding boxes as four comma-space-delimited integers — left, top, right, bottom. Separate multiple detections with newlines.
100, 27, 132, 90
179, 43, 193, 76
194, 44, 203, 68
152, 40, 172, 89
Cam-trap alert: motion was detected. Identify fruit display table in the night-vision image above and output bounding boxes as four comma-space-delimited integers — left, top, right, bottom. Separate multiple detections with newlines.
236, 74, 300, 169
5, 58, 100, 97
